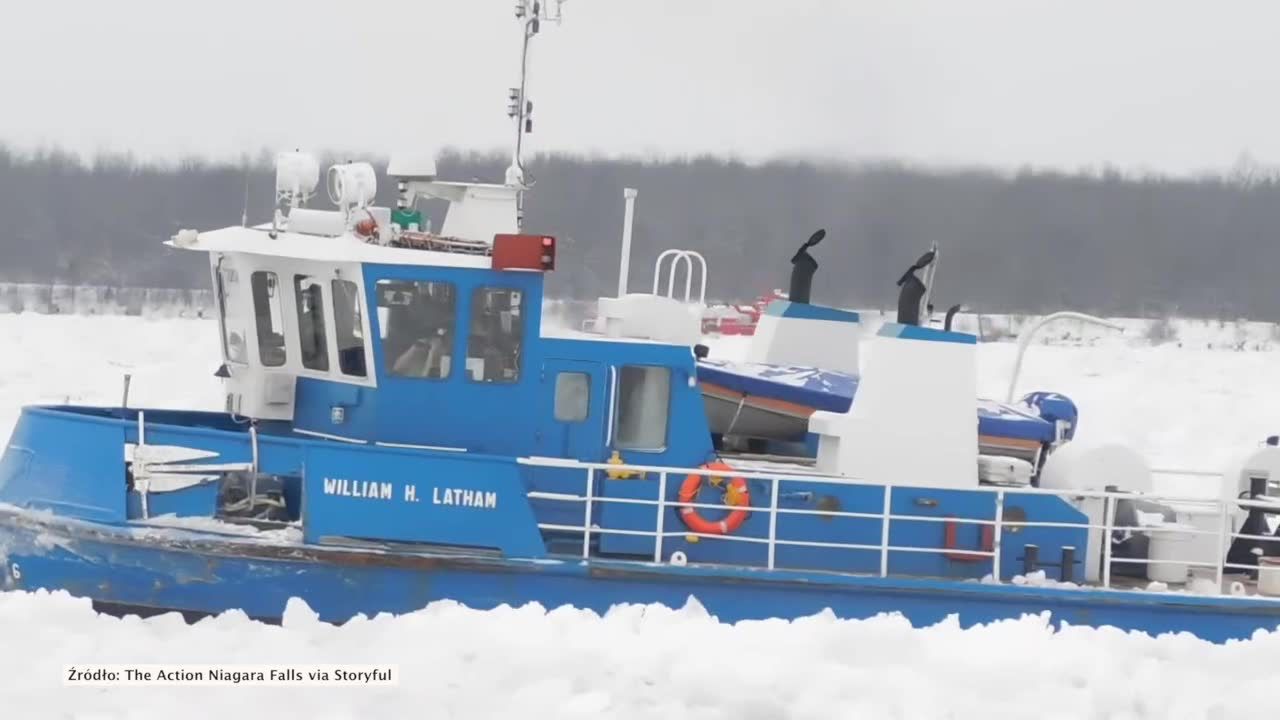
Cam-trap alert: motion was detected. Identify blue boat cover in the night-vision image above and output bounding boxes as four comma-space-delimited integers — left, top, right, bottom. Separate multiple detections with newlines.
698, 359, 1055, 443
975, 399, 1056, 442
698, 360, 858, 413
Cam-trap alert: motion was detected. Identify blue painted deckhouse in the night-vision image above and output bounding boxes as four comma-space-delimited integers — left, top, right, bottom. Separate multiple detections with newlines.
4, 2, 1280, 643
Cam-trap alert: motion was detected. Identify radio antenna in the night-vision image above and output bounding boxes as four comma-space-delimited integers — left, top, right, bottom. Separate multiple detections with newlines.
506, 0, 566, 229
240, 160, 251, 228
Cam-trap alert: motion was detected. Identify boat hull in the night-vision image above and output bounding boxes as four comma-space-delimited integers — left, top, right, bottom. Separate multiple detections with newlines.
3, 506, 1280, 642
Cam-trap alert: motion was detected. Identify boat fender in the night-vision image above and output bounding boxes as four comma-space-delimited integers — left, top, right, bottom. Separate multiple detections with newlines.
678, 461, 751, 535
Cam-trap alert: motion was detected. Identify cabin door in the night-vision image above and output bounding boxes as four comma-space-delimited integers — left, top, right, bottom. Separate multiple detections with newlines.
538, 359, 608, 461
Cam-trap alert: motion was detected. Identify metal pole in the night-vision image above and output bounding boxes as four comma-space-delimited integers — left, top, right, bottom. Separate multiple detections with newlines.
879, 486, 893, 577
766, 477, 780, 570
249, 422, 260, 512
617, 188, 638, 297
138, 410, 149, 520
1101, 495, 1114, 589
1005, 311, 1124, 402
654, 471, 667, 563
582, 467, 594, 559
1215, 494, 1230, 591
920, 242, 939, 325
508, 2, 536, 187
992, 490, 1005, 582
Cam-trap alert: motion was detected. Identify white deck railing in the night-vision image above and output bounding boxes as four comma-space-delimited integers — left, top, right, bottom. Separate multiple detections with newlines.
517, 456, 1280, 598
652, 249, 708, 305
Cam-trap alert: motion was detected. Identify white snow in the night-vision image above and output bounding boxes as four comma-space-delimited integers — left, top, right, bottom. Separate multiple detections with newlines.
133, 515, 302, 544
4, 313, 1280, 715
0, 314, 224, 444
6, 591, 1280, 719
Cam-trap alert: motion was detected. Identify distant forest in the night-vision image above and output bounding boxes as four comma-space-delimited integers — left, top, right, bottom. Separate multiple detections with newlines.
2, 145, 1279, 319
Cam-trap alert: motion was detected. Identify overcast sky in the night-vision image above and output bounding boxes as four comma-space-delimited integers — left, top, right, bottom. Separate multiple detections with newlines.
1, 0, 1275, 175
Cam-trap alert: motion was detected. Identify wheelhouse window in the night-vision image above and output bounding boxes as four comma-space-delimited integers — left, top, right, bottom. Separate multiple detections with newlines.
251, 271, 286, 367
294, 275, 329, 372
554, 372, 590, 422
467, 287, 524, 383
376, 279, 456, 379
216, 263, 248, 365
613, 366, 671, 451
331, 279, 367, 378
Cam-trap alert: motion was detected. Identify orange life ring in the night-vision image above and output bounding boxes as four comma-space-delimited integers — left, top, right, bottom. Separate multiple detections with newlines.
677, 461, 751, 535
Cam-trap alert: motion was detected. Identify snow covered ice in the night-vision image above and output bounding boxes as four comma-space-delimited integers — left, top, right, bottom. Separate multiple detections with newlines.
4, 313, 1280, 717
8, 590, 1280, 719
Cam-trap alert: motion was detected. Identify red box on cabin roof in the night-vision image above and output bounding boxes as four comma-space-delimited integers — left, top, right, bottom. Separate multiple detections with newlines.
492, 234, 556, 272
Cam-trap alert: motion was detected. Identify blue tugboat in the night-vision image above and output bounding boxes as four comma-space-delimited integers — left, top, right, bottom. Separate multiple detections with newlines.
4, 3, 1280, 643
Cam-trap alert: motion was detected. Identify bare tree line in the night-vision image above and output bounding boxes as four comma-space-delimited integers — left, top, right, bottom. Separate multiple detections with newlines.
1, 145, 1277, 319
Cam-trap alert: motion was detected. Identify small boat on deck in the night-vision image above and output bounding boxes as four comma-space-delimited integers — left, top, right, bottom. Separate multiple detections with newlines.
698, 357, 1068, 470
4, 3, 1280, 643
606, 228, 1077, 476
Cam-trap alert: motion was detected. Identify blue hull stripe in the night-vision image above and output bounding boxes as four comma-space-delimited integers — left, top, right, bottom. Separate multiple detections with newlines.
3, 508, 1278, 644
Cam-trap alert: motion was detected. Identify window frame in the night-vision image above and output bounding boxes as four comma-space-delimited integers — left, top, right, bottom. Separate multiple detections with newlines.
465, 285, 525, 384
553, 371, 591, 423
376, 278, 458, 381
331, 278, 368, 378
251, 270, 287, 368
610, 364, 672, 453
293, 274, 331, 373
215, 260, 249, 366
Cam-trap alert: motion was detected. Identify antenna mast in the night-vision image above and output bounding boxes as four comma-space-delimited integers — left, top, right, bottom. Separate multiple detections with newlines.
240, 160, 251, 228
506, 0, 565, 229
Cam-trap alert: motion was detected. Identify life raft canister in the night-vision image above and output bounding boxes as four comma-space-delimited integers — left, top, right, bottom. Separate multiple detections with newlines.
678, 461, 751, 535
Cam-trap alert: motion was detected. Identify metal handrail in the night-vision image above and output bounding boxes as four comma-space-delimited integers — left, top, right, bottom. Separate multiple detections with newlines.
651, 249, 708, 305
1004, 311, 1125, 402
519, 456, 1237, 505
519, 455, 1280, 598
535, 490, 1251, 537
